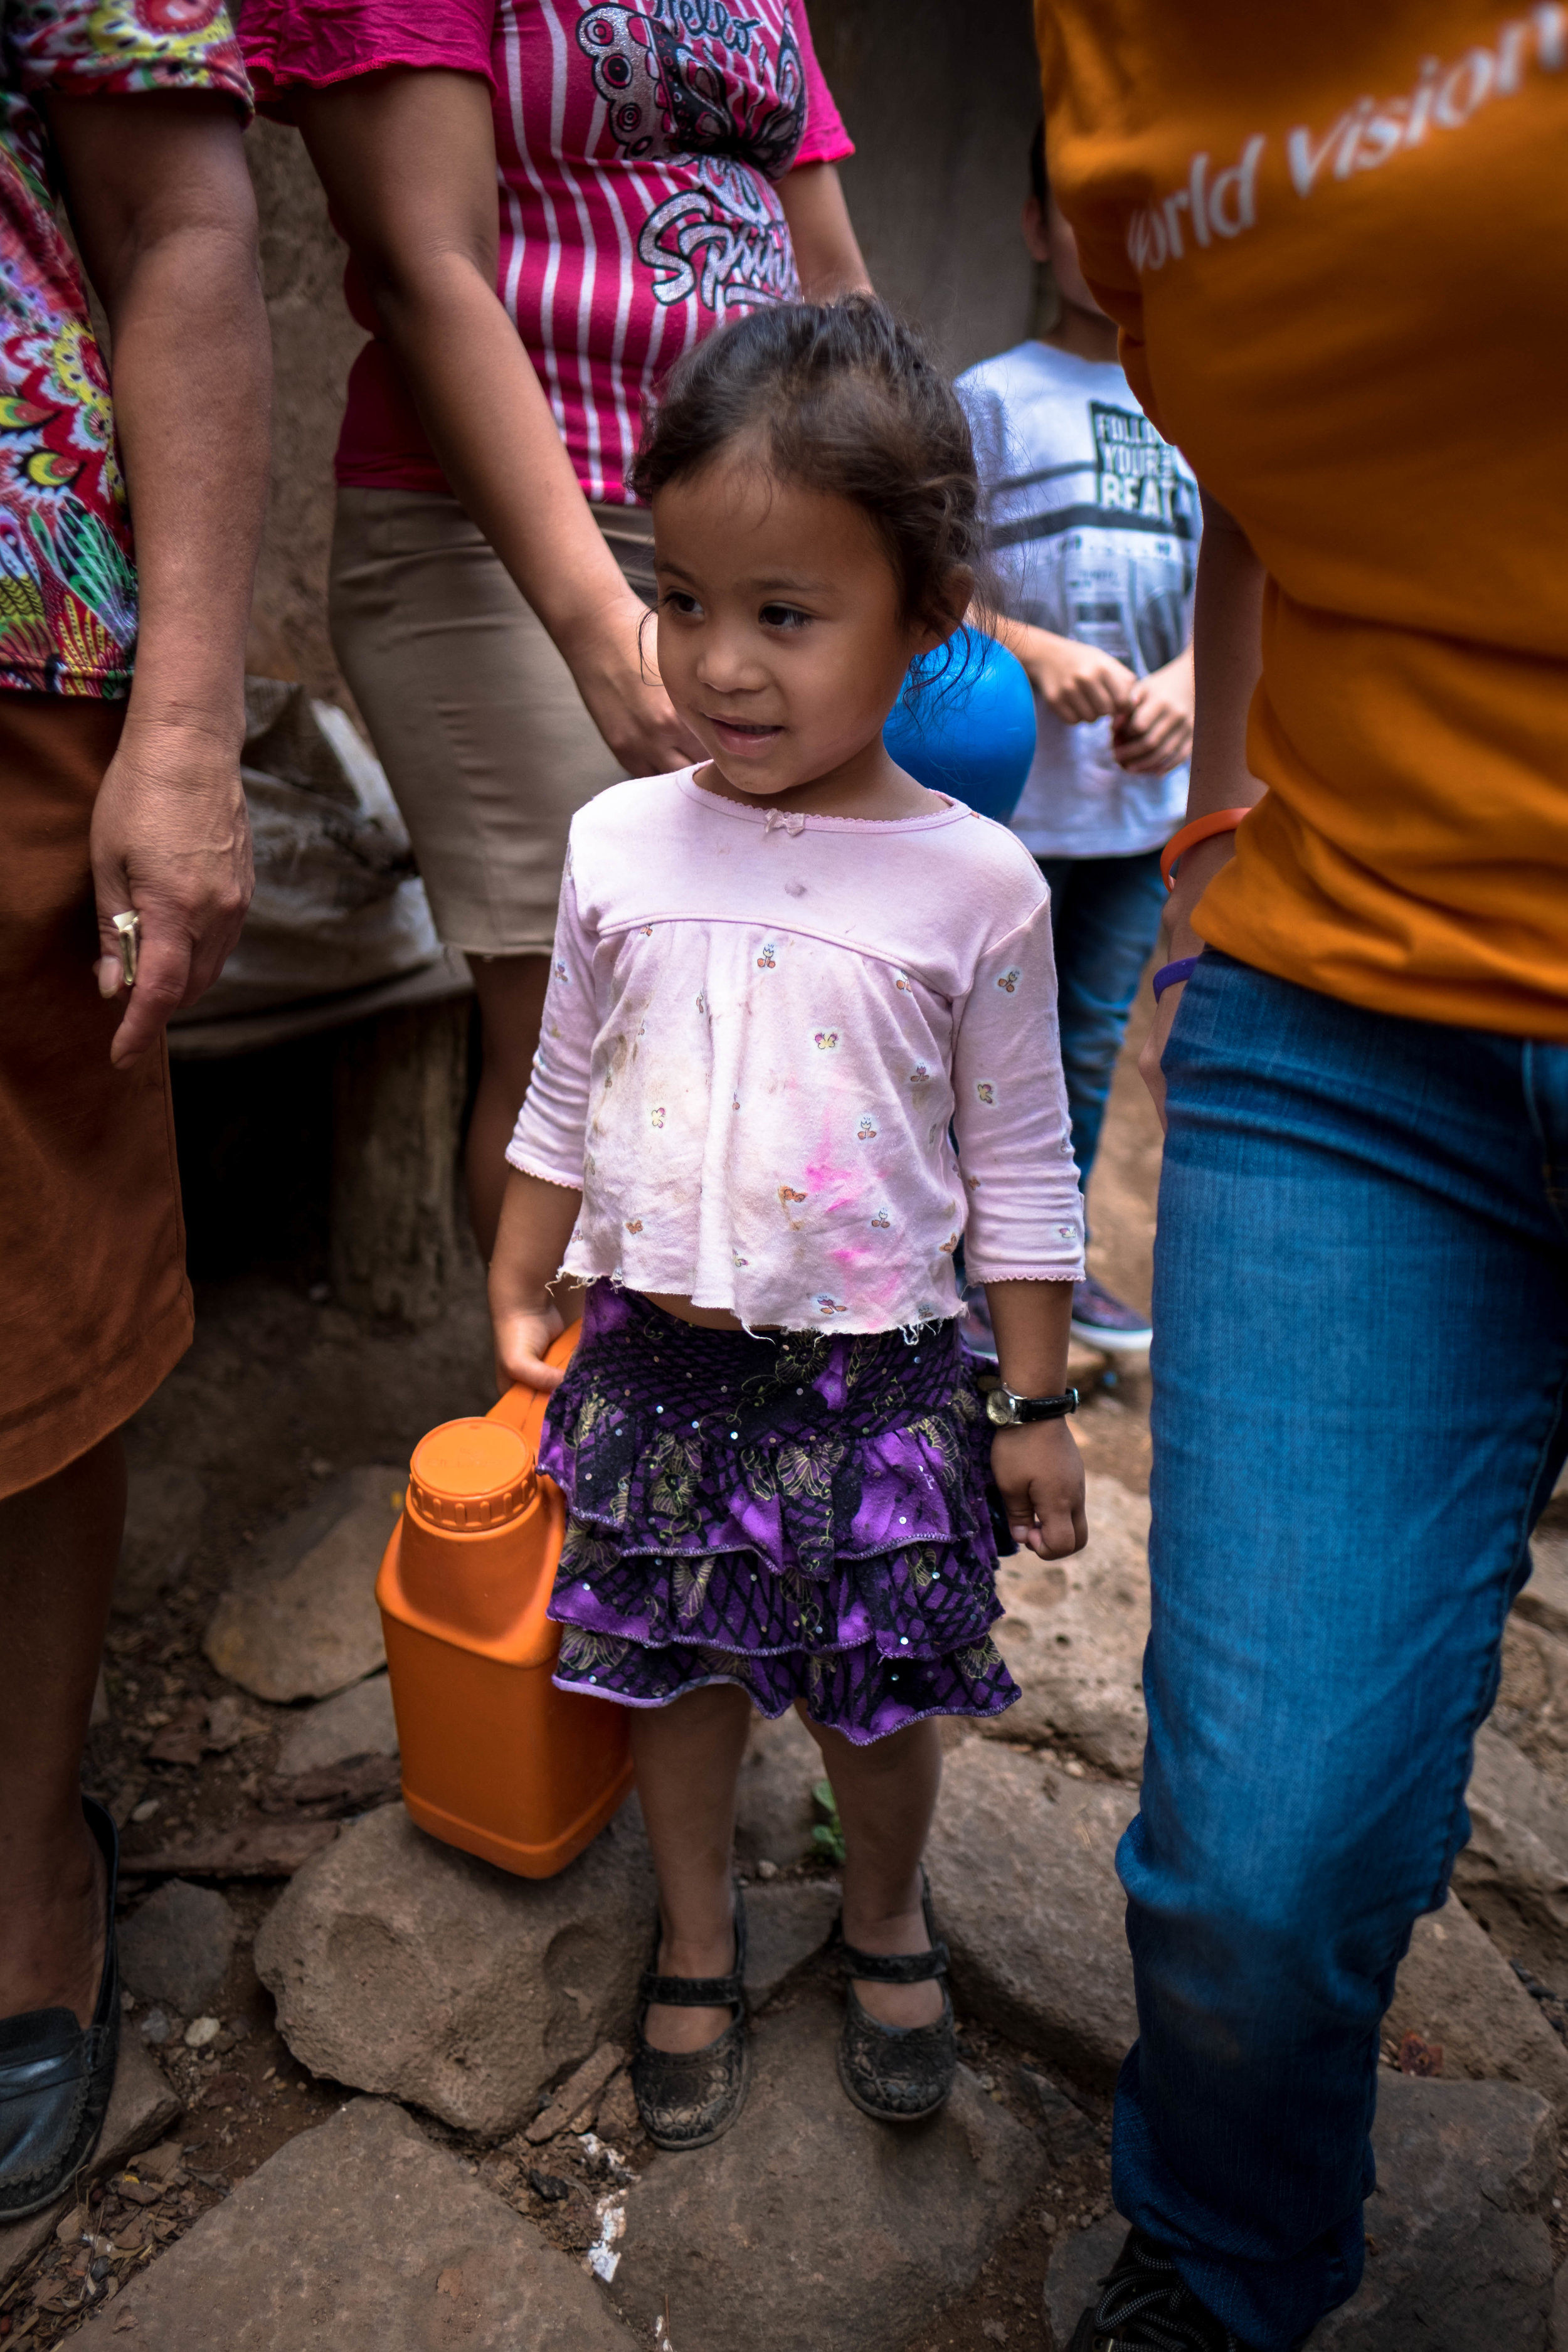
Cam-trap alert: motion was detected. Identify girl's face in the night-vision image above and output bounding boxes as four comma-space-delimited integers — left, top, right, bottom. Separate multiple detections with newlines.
651, 446, 949, 806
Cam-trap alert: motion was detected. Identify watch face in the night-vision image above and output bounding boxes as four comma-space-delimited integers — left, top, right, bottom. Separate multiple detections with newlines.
984, 1387, 1013, 1428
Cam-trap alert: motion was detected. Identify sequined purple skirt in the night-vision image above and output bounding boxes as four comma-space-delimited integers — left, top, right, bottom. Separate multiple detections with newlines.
540, 1283, 1017, 1745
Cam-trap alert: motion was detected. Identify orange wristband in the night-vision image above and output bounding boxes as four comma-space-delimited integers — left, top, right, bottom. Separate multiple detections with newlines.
1160, 807, 1254, 892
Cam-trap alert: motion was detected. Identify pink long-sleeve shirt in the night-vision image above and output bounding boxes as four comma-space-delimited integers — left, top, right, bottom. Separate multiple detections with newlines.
507, 770, 1086, 1333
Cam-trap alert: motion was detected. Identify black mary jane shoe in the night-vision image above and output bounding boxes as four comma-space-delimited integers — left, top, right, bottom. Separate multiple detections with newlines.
832, 1868, 957, 2124
0, 1797, 121, 2222
630, 1885, 750, 2151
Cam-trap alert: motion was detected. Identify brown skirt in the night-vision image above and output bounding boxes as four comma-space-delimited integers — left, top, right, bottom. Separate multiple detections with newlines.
0, 690, 192, 1498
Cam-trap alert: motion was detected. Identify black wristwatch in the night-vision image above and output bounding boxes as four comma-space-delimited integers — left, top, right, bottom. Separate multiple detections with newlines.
984, 1383, 1079, 1428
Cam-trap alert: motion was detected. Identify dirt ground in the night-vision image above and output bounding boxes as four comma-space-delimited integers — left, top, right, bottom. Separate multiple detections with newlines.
1, 1006, 1163, 2351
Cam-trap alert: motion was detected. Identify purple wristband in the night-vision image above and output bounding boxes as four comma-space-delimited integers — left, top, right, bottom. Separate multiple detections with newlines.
1153, 955, 1200, 1002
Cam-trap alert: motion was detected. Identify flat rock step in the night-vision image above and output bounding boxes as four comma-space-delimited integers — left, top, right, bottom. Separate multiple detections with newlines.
926, 1739, 1139, 2086
80, 2097, 637, 2348
203, 1465, 402, 1703
608, 1989, 1047, 2352
275, 1669, 398, 1779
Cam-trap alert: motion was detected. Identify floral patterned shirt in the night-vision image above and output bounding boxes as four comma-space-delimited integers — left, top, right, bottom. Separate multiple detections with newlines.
509, 770, 1087, 1335
0, 0, 250, 698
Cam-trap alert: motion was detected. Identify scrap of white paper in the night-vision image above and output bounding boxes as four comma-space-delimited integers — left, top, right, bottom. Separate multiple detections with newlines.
585, 2195, 627, 2283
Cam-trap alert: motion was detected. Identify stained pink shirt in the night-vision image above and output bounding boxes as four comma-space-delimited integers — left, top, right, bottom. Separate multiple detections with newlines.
507, 771, 1086, 1334
240, 0, 853, 505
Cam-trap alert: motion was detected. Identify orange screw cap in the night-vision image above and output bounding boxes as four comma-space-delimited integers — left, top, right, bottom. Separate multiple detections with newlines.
408, 1419, 534, 1531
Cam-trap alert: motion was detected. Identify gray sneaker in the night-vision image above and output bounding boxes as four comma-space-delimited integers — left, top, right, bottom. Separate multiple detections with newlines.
1071, 1274, 1152, 1355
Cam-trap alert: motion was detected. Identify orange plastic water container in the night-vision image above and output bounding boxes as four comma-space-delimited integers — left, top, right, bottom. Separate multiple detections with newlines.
376, 1323, 633, 1877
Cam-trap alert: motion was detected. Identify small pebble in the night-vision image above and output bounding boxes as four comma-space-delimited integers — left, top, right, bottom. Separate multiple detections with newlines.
755, 1858, 779, 1881
526, 2169, 572, 2203
139, 2009, 170, 2045
184, 2015, 222, 2048
1062, 1759, 1085, 1779
129, 1799, 160, 1825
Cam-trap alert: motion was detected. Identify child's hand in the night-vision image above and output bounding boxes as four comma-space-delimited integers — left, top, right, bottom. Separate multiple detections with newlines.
492, 1298, 568, 1395
1024, 633, 1139, 726
1111, 648, 1194, 774
990, 1420, 1087, 1559
487, 1168, 583, 1394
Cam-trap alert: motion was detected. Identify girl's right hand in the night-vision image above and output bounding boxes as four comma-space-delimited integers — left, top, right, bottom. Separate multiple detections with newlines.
563, 589, 703, 777
492, 1298, 568, 1396
487, 1169, 583, 1392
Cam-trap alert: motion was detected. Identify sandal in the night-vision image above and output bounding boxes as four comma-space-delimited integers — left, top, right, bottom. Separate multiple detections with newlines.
0, 1797, 121, 2220
832, 1867, 956, 2124
630, 1885, 750, 2151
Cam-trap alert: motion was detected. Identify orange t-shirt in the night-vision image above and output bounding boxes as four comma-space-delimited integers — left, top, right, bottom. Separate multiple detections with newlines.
1037, 2, 1568, 1035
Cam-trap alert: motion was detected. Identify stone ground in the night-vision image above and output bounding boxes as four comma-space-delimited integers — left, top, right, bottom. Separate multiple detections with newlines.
8, 1001, 1568, 2348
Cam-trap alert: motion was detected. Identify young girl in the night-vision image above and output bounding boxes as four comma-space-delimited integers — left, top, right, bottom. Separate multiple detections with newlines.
489, 297, 1088, 2152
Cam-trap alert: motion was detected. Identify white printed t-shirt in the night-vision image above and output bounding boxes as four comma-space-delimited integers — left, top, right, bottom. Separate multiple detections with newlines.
507, 770, 1086, 1334
958, 340, 1200, 862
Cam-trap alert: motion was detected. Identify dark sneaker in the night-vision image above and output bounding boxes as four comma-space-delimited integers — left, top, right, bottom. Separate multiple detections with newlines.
1070, 1273, 1152, 1355
1069, 2230, 1273, 2351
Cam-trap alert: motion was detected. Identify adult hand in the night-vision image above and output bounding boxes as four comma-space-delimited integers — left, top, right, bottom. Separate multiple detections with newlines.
1112, 649, 1195, 775
990, 1420, 1088, 1560
561, 587, 702, 776
1137, 830, 1235, 1128
90, 719, 253, 1068
1023, 630, 1139, 726
1137, 493, 1268, 1122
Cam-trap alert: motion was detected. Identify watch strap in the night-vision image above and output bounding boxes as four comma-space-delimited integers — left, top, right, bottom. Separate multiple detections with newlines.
991, 1385, 1078, 1424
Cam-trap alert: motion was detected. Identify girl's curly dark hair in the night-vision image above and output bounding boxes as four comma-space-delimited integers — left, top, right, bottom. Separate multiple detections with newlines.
629, 295, 983, 644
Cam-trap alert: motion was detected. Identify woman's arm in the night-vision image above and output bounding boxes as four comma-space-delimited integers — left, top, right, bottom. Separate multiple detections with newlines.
294, 68, 697, 777
777, 161, 872, 300
47, 91, 269, 1067
1138, 490, 1266, 1123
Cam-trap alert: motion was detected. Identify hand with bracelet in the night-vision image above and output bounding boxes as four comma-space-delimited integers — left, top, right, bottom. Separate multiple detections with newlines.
1140, 489, 1269, 1127
983, 1278, 1087, 1560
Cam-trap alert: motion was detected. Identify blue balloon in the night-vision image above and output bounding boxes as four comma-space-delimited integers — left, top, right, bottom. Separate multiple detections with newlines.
882, 628, 1037, 824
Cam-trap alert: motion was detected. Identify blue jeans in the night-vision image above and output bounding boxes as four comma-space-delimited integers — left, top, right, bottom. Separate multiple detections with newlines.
1116, 951, 1568, 2348
1036, 849, 1167, 1192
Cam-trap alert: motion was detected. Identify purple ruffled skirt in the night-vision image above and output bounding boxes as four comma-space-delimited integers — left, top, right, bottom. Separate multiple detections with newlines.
540, 1282, 1018, 1745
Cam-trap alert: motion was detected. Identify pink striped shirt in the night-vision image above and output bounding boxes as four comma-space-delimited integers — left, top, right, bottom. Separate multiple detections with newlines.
242, 0, 852, 504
